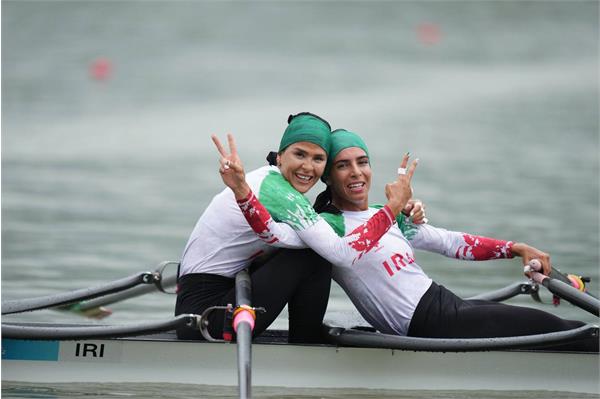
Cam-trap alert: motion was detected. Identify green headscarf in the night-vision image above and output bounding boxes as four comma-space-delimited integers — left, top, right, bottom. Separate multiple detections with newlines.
322, 128, 370, 182
279, 112, 332, 154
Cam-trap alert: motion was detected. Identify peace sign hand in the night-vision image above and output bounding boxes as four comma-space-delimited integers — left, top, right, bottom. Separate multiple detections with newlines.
211, 133, 251, 200
384, 153, 419, 216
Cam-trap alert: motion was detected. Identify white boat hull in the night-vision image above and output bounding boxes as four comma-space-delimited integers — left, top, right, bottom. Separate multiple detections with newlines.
3, 335, 599, 394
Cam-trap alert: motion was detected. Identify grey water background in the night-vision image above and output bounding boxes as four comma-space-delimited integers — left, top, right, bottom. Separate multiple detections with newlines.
2, 1, 598, 398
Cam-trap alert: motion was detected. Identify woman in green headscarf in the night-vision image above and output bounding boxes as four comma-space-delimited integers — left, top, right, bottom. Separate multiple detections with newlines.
236, 128, 595, 351
176, 113, 414, 343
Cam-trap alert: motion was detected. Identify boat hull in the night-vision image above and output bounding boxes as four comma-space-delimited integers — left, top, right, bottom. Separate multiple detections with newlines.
2, 335, 599, 394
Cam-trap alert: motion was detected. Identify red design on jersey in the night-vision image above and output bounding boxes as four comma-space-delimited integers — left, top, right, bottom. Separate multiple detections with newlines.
382, 252, 416, 277
391, 253, 406, 268
382, 261, 394, 276
455, 234, 513, 260
348, 205, 395, 263
237, 191, 279, 244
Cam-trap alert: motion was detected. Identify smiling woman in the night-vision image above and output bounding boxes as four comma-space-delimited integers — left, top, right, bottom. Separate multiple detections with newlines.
329, 148, 372, 210
277, 142, 327, 193
308, 130, 596, 352
222, 127, 596, 352
322, 130, 373, 211
175, 112, 333, 343
175, 112, 413, 343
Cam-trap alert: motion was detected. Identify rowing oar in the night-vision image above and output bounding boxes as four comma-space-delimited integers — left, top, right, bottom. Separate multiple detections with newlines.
525, 260, 600, 316
59, 261, 179, 319
234, 269, 256, 399
1, 271, 161, 315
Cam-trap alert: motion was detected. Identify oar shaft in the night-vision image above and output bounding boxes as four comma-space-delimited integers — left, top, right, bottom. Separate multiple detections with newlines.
1, 272, 156, 315
543, 279, 600, 316
234, 270, 253, 399
75, 274, 177, 311
236, 322, 252, 398
235, 271, 252, 307
526, 262, 600, 317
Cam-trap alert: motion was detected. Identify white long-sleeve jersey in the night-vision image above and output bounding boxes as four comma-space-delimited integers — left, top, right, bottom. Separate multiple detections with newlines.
321, 207, 514, 335
180, 166, 395, 278
235, 192, 515, 336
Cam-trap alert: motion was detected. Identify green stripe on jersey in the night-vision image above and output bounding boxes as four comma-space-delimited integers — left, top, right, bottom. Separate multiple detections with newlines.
372, 204, 419, 240
259, 171, 319, 231
320, 212, 345, 237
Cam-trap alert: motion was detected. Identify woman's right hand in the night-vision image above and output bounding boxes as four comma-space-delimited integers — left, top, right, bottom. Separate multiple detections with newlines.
385, 153, 418, 216
403, 199, 428, 224
211, 133, 251, 200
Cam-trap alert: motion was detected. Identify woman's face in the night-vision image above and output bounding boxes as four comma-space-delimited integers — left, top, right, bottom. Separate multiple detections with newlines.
277, 141, 327, 193
328, 147, 371, 211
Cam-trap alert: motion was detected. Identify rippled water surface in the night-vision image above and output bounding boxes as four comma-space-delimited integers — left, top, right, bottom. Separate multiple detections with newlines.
2, 383, 599, 399
2, 1, 598, 398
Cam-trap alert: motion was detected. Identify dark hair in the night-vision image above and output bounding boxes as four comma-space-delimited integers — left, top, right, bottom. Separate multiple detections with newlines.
313, 186, 342, 215
266, 151, 278, 166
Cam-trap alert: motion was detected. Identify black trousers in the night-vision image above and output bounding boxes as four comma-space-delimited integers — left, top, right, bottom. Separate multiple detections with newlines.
174, 248, 332, 343
408, 282, 598, 352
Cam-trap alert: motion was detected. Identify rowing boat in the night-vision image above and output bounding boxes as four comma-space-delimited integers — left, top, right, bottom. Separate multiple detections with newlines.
2, 262, 599, 395
3, 325, 599, 394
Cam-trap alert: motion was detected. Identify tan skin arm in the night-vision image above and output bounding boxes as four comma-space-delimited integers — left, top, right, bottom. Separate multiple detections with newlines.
512, 243, 552, 276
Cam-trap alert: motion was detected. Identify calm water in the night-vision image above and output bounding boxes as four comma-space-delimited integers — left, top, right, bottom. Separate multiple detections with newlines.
2, 1, 599, 398
2, 383, 598, 399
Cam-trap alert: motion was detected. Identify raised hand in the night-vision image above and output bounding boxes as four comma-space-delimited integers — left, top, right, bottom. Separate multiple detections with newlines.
385, 153, 418, 216
211, 133, 250, 199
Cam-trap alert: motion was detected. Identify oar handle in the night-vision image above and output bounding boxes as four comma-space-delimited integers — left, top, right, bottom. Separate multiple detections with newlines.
525, 261, 599, 316
235, 271, 252, 308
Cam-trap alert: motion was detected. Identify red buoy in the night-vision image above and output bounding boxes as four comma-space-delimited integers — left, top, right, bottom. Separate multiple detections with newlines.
417, 23, 442, 46
90, 58, 113, 81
